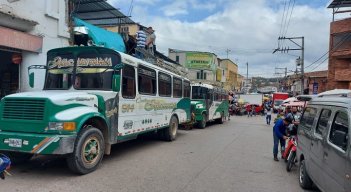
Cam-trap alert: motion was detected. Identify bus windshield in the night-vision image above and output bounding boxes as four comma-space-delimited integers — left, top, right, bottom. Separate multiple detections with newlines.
45, 50, 120, 90
45, 52, 74, 90
74, 52, 120, 90
192, 86, 208, 99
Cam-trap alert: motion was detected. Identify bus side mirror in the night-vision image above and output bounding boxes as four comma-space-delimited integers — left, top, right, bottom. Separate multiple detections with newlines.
112, 74, 121, 92
27, 65, 46, 88
29, 72, 35, 88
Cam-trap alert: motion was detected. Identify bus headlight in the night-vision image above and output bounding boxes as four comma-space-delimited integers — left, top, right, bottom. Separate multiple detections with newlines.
48, 122, 76, 131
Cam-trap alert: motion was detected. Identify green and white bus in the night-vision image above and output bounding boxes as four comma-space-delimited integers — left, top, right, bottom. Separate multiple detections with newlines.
0, 46, 191, 174
191, 83, 229, 128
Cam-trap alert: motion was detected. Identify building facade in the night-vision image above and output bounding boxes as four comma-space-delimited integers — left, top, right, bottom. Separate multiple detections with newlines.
0, 0, 70, 98
168, 49, 221, 86
237, 74, 244, 93
220, 59, 238, 91
327, 17, 351, 90
305, 70, 328, 95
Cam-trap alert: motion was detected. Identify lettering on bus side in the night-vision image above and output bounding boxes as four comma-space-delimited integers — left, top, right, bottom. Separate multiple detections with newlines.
106, 107, 118, 118
143, 99, 177, 111
121, 104, 135, 113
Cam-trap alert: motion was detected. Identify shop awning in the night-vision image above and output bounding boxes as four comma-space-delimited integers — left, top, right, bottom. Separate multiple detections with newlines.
72, 0, 135, 26
74, 17, 126, 53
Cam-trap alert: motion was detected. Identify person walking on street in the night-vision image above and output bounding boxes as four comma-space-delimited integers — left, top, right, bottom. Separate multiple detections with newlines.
266, 107, 273, 125
273, 116, 292, 161
135, 25, 147, 59
246, 104, 252, 117
252, 105, 256, 116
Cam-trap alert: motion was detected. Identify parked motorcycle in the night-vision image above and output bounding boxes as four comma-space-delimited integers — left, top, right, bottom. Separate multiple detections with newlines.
282, 136, 297, 172
0, 154, 11, 179
229, 104, 235, 116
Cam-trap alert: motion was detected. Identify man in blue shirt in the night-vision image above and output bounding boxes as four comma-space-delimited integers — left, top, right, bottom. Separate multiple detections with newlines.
273, 116, 292, 161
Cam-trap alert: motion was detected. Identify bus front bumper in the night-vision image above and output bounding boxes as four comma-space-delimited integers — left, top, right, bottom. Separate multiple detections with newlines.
0, 131, 76, 155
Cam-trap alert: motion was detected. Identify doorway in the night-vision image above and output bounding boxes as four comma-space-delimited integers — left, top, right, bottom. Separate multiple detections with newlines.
0, 50, 20, 99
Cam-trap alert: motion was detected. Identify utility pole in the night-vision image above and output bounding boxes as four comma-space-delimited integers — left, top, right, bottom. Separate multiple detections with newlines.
225, 49, 231, 59
274, 67, 287, 92
246, 62, 249, 81
273, 36, 304, 94
246, 62, 249, 94
301, 37, 304, 94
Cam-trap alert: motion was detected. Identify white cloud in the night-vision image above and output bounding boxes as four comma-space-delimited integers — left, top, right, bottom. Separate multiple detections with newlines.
189, 0, 217, 11
128, 0, 332, 77
161, 1, 188, 17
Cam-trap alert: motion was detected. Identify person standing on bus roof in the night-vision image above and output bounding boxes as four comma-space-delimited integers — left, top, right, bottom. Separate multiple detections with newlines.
146, 26, 156, 55
135, 25, 147, 59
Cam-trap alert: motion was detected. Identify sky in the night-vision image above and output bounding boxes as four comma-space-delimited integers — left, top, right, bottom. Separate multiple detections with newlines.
106, 0, 337, 78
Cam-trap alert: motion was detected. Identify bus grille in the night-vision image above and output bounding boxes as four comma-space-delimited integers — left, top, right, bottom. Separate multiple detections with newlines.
2, 99, 46, 120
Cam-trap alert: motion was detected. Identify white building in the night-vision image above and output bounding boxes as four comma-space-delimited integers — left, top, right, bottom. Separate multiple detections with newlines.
168, 49, 222, 86
0, 0, 69, 98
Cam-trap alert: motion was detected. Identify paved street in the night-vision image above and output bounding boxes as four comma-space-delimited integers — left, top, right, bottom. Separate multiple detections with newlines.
1, 116, 317, 192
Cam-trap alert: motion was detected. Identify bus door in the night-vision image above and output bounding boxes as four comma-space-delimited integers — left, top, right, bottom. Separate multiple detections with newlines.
136, 66, 158, 131
207, 89, 215, 120
119, 64, 138, 137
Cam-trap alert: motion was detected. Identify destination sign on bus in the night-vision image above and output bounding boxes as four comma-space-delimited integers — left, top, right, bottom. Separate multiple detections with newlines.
48, 56, 113, 69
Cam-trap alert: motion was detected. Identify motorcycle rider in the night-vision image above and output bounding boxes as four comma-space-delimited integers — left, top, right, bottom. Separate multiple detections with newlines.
273, 116, 293, 161
285, 106, 301, 135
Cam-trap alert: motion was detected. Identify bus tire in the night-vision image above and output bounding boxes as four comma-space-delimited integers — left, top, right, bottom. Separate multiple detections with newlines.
198, 113, 206, 129
164, 116, 178, 141
66, 126, 105, 175
216, 112, 224, 124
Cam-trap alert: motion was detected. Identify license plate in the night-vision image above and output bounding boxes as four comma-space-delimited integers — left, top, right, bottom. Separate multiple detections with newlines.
9, 138, 22, 148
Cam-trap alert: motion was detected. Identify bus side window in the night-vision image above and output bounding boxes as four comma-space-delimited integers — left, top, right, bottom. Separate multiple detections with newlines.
173, 77, 182, 98
183, 80, 190, 98
159, 72, 172, 97
138, 66, 156, 95
122, 65, 136, 99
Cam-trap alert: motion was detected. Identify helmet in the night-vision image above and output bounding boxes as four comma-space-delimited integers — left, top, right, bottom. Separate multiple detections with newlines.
284, 115, 293, 124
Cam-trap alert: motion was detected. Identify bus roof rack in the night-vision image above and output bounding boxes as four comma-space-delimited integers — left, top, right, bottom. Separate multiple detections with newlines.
317, 89, 351, 98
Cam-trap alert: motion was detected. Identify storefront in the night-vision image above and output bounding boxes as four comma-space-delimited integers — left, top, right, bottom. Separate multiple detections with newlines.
0, 50, 21, 98
0, 26, 43, 99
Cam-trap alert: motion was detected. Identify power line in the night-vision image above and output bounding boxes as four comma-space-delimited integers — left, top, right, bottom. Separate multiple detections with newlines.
282, 0, 295, 37
309, 57, 328, 71
280, 0, 293, 49
278, 0, 288, 48
128, 0, 134, 16
305, 32, 351, 69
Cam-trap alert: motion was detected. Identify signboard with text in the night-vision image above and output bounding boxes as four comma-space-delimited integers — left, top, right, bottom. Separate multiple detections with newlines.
186, 53, 214, 70
313, 82, 318, 95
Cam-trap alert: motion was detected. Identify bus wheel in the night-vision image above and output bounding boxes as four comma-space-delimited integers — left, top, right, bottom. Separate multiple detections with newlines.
216, 112, 224, 124
198, 113, 206, 129
66, 126, 105, 175
160, 116, 178, 141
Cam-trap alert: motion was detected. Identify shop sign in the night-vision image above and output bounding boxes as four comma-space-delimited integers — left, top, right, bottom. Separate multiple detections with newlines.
186, 53, 214, 70
0, 26, 43, 53
313, 82, 318, 95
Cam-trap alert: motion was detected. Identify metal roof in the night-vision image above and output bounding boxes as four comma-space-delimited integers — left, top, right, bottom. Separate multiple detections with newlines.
72, 0, 135, 26
327, 0, 351, 8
